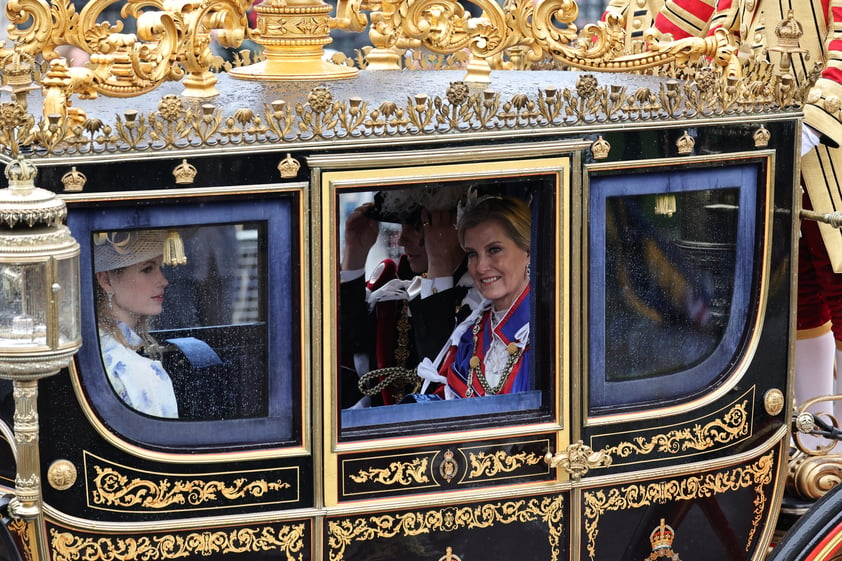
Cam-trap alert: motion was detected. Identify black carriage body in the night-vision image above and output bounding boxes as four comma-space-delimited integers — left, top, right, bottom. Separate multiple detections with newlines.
0, 71, 799, 561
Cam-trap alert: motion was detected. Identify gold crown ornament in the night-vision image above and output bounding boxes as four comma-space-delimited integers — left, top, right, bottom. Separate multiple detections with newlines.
278, 154, 301, 178
649, 519, 675, 551
591, 136, 611, 160
173, 160, 198, 185
60, 167, 87, 193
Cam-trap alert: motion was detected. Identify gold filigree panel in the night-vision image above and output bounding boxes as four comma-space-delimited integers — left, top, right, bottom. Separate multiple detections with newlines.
582, 451, 775, 561
467, 449, 545, 480
326, 495, 564, 561
348, 457, 431, 486
340, 438, 551, 499
342, 452, 439, 497
84, 451, 297, 513
0, 0, 814, 157
591, 387, 754, 467
49, 523, 307, 561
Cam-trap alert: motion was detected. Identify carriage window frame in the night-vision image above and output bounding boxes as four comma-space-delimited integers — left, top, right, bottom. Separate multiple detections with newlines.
320, 156, 570, 446
67, 189, 305, 451
586, 157, 769, 415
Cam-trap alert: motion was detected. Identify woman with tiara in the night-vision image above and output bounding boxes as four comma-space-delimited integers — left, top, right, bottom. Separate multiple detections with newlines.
436, 193, 532, 398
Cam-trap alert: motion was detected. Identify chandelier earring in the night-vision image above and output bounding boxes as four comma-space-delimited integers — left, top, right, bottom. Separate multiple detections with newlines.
107, 291, 114, 310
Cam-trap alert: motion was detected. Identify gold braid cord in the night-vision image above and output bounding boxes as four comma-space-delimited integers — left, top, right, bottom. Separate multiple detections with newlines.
358, 366, 421, 396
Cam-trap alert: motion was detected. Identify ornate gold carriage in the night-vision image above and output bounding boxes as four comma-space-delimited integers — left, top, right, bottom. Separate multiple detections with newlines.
0, 1, 832, 561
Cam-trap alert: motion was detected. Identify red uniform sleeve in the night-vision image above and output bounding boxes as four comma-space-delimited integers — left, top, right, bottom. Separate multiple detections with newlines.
653, 0, 718, 39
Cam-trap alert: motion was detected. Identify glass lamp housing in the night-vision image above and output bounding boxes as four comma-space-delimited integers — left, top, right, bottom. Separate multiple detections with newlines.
0, 158, 81, 380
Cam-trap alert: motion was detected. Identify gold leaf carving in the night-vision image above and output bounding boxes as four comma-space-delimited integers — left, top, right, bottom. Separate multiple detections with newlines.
348, 457, 430, 486
326, 496, 564, 561
605, 400, 750, 459
50, 524, 306, 561
91, 465, 291, 509
468, 450, 543, 478
0, 59, 812, 157
8, 519, 34, 561
583, 452, 774, 561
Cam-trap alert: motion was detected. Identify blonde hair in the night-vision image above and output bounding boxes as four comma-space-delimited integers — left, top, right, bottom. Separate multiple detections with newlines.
456, 195, 531, 252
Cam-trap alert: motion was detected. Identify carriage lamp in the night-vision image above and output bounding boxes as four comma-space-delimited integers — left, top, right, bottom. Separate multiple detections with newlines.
0, 157, 81, 522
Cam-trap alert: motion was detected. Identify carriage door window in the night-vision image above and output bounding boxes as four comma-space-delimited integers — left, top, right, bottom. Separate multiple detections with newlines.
588, 163, 763, 414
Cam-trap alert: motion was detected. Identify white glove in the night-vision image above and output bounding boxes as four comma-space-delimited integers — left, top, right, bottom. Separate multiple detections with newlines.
802, 125, 822, 156
416, 358, 448, 394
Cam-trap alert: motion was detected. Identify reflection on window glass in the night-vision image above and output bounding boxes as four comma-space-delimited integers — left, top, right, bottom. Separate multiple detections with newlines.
337, 176, 556, 437
604, 189, 738, 381
93, 224, 268, 420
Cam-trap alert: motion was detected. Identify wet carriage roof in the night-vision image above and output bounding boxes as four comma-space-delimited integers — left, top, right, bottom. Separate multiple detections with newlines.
20, 67, 800, 161
71, 69, 671, 114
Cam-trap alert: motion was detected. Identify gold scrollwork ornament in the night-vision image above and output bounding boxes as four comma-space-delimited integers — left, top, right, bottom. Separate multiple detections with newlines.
788, 451, 842, 500
349, 457, 429, 486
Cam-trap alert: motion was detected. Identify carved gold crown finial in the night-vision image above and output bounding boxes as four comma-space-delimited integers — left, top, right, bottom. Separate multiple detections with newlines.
60, 167, 87, 193
650, 519, 675, 551
0, 158, 67, 228
4, 157, 37, 187
775, 10, 804, 52
770, 9, 808, 75
278, 154, 301, 178
754, 125, 772, 148
591, 136, 611, 160
1, 52, 35, 90
676, 131, 695, 155
173, 159, 198, 184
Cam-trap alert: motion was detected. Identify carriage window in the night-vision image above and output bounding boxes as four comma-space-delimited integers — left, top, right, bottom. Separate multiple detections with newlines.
605, 190, 736, 379
70, 194, 301, 449
93, 225, 267, 420
588, 163, 763, 413
333, 171, 560, 440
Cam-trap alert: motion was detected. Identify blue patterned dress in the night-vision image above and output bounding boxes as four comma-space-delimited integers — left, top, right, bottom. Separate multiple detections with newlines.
100, 321, 179, 418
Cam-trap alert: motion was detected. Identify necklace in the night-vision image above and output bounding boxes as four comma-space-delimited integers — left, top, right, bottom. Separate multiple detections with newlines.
464, 311, 523, 397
